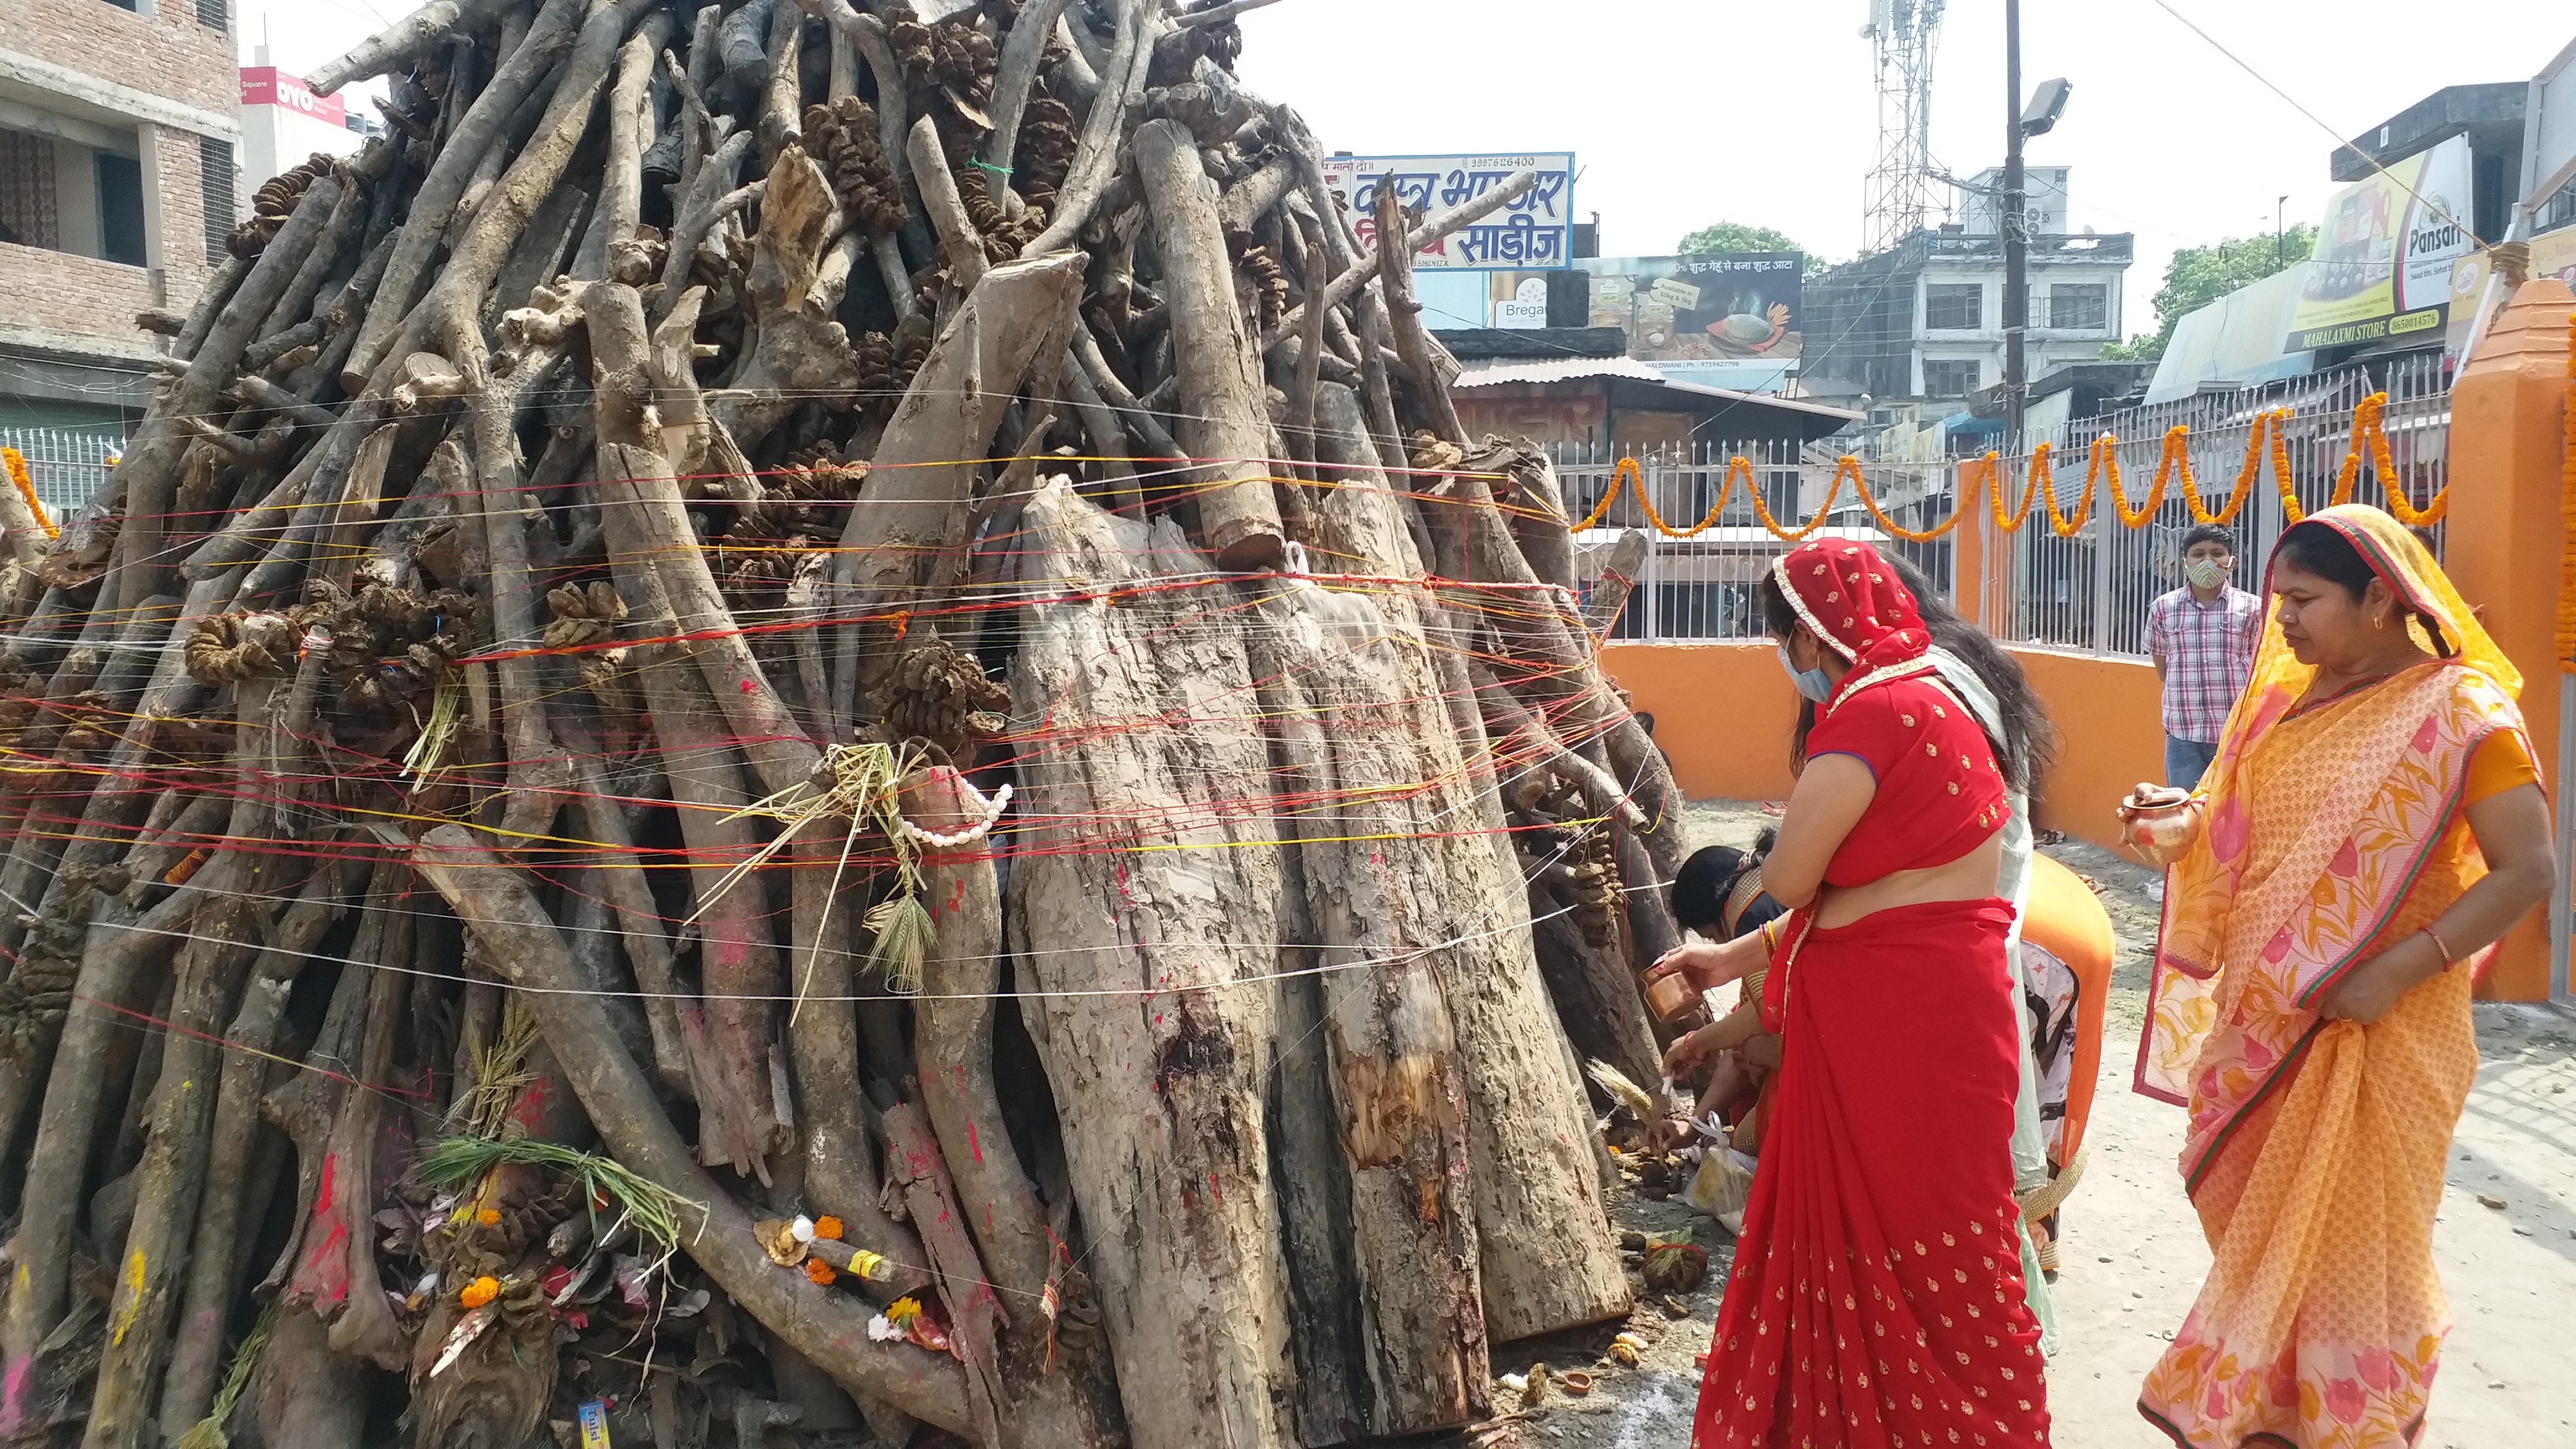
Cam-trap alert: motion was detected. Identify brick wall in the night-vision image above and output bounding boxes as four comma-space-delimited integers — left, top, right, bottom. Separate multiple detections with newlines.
0, 240, 165, 358
0, 0, 239, 356
8, 0, 237, 118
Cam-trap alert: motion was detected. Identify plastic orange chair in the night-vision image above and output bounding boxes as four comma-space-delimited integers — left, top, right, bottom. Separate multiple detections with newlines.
2024, 853, 2114, 1169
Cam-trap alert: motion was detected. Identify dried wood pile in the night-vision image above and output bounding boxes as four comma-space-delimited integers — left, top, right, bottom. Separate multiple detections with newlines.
0, 1, 1691, 1446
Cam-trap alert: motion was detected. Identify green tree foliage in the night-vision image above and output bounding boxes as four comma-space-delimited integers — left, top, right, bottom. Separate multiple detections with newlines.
2101, 223, 2317, 362
1677, 221, 1831, 278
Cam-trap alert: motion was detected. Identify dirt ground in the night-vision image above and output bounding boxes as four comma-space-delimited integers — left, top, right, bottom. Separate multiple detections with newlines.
1466, 799, 2576, 1448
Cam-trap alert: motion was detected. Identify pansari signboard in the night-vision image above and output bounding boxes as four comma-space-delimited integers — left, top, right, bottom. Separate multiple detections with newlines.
2283, 135, 2475, 352
1320, 152, 1576, 270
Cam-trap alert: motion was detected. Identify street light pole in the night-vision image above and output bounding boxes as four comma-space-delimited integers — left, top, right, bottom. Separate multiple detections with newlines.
2002, 0, 2028, 447
2276, 195, 2288, 269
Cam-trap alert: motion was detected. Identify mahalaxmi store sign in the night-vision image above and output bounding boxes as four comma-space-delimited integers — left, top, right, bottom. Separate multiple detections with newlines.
2284, 134, 2475, 352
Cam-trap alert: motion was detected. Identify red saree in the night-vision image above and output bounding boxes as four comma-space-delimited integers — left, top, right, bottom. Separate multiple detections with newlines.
1690, 900, 2050, 1449
1693, 538, 2048, 1448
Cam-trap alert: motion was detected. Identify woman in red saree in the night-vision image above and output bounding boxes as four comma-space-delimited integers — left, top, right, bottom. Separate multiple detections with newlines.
1649, 538, 2050, 1449
2120, 506, 2553, 1447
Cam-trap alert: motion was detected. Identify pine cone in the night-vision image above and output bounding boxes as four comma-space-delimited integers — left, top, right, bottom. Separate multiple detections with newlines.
184, 612, 301, 685
1014, 97, 1077, 209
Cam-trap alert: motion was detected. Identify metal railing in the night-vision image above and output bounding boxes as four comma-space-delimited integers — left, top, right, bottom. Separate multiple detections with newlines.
1974, 353, 2447, 660
0, 425, 122, 524
1549, 354, 2447, 660
1556, 438, 1958, 642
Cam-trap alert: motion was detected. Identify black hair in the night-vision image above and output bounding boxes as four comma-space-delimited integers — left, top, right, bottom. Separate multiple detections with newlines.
2180, 524, 2237, 556
1888, 555, 2057, 796
1757, 569, 1796, 641
2273, 519, 2456, 657
1672, 832, 1783, 939
1671, 846, 1747, 936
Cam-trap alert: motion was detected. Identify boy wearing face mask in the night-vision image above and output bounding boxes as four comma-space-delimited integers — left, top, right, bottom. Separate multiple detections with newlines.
2147, 524, 2261, 787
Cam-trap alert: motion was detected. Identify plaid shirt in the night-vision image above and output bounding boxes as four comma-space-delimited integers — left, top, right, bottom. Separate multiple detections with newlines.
2148, 585, 2262, 742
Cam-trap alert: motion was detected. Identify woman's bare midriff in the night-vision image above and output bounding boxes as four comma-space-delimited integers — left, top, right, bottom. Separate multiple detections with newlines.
1812, 829, 2006, 930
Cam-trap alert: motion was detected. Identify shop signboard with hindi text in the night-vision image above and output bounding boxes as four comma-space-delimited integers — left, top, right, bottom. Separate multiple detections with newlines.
1320, 152, 1576, 271
2284, 134, 2475, 352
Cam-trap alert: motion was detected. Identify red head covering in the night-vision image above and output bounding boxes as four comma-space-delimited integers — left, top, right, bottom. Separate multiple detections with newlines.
1769, 538, 1930, 682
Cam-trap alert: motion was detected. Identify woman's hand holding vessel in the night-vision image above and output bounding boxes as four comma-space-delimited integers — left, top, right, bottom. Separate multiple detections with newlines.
2117, 781, 2206, 868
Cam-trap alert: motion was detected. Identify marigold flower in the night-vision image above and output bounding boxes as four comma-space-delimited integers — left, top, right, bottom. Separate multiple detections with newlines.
460, 1276, 499, 1309
805, 1258, 837, 1287
476, 1208, 501, 1226
813, 1215, 845, 1241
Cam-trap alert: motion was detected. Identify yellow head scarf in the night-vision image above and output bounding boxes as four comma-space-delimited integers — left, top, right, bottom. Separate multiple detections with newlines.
2231, 503, 2520, 714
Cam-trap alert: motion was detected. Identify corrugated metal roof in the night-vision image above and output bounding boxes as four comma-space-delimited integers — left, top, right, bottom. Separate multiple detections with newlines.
1449, 356, 1861, 426
1451, 356, 1670, 387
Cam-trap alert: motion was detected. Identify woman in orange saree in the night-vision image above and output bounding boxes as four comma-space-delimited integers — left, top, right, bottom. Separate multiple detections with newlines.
2123, 506, 2554, 1448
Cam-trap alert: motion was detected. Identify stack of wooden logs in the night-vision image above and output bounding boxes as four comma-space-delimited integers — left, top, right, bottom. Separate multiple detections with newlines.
0, 1, 1690, 1445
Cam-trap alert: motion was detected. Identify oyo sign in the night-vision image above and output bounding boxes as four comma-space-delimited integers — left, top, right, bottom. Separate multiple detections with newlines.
239, 67, 346, 128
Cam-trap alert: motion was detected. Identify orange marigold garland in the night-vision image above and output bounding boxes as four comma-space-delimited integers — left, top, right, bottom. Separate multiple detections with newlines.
1, 446, 53, 541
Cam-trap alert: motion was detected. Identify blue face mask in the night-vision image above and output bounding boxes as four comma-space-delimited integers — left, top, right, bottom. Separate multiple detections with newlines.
1778, 643, 1835, 702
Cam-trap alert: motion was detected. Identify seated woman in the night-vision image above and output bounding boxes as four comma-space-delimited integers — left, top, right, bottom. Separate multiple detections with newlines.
1647, 538, 2048, 1447
1662, 834, 1787, 1154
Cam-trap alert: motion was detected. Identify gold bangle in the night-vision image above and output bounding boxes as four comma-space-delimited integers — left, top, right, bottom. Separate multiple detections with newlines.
2420, 925, 2456, 970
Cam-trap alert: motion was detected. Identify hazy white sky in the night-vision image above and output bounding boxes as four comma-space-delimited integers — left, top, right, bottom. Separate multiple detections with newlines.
239, 0, 2576, 331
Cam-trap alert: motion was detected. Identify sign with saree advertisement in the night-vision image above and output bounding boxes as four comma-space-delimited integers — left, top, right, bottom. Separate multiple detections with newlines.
1319, 152, 1576, 270
2284, 135, 2475, 352
1484, 253, 1805, 371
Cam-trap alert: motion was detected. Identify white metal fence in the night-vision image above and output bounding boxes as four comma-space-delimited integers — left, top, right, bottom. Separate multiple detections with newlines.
0, 426, 121, 524
1973, 354, 2446, 660
1556, 355, 2448, 662
1557, 439, 1959, 642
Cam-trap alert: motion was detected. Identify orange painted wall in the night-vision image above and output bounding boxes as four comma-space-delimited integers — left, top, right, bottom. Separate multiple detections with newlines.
1598, 643, 1801, 802
2006, 649, 2165, 850
2440, 278, 2576, 1001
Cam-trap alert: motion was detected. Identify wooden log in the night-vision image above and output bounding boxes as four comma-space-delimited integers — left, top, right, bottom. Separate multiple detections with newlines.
1237, 591, 1486, 1434
1133, 119, 1284, 571
342, 0, 586, 387
302, 0, 518, 94
1018, 0, 1157, 258
1298, 383, 1631, 1342
1264, 167, 1537, 351
1581, 529, 1650, 636
1372, 184, 1465, 445
1006, 481, 1296, 1449
403, 825, 978, 1434
828, 251, 1085, 710
155, 866, 349, 1441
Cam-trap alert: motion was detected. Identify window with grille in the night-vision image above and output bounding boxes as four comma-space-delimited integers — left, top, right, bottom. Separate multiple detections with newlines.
199, 135, 236, 264
1921, 359, 1981, 397
0, 130, 60, 249
1924, 283, 1982, 330
196, 0, 226, 31
2049, 284, 2108, 331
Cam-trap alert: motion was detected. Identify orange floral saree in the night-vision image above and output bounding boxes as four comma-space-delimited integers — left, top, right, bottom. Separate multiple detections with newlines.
2133, 507, 2531, 1448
